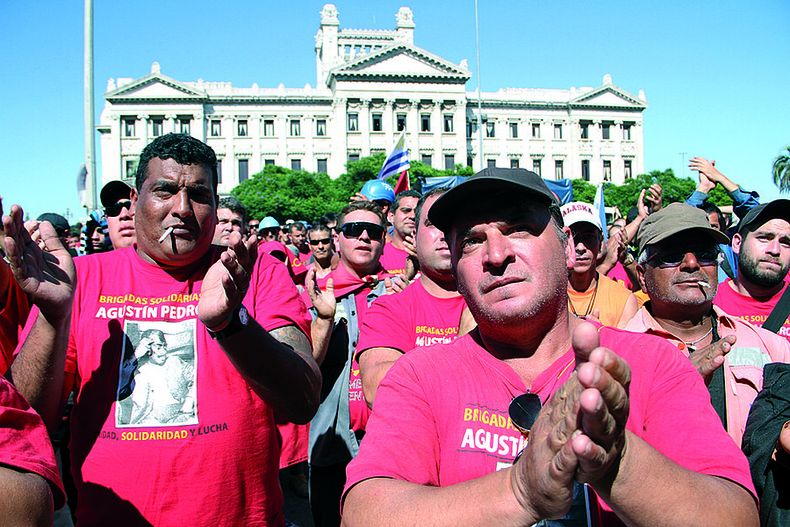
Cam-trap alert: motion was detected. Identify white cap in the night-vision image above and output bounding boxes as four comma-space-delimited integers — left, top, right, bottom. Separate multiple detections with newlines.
560, 202, 602, 231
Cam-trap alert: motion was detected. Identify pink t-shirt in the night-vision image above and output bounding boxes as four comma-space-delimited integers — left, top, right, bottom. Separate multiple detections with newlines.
343, 328, 755, 525
356, 278, 466, 360
379, 242, 409, 276
0, 376, 65, 508
65, 246, 311, 526
606, 260, 633, 291
714, 278, 790, 342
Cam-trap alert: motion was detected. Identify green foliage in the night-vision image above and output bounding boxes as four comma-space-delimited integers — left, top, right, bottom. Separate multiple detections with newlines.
773, 146, 790, 192
571, 179, 596, 204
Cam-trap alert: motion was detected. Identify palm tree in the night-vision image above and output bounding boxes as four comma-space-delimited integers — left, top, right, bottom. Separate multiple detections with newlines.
773, 146, 790, 192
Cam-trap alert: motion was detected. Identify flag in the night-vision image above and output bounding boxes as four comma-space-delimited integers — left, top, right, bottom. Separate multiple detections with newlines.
378, 131, 410, 181
593, 183, 608, 241
393, 169, 410, 194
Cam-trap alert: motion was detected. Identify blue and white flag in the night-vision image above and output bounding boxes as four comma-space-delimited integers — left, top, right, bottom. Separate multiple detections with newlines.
593, 183, 608, 241
378, 131, 410, 180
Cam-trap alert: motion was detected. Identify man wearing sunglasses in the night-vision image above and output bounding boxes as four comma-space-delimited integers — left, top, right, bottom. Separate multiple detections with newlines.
307, 224, 337, 280
100, 180, 136, 249
623, 202, 790, 446
342, 169, 757, 526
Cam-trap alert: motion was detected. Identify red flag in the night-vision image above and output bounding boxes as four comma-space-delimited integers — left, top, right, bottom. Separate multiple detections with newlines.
393, 169, 410, 194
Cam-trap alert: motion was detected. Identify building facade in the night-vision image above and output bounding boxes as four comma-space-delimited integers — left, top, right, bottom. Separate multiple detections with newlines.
98, 4, 647, 193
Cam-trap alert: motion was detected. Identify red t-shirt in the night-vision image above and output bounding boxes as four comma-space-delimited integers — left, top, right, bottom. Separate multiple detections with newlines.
343, 328, 755, 524
0, 262, 29, 373
379, 242, 409, 276
356, 278, 466, 360
714, 278, 790, 342
0, 376, 65, 508
64, 246, 311, 526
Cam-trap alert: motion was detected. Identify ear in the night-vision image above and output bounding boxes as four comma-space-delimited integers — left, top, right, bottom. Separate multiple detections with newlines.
564, 226, 576, 270
130, 187, 139, 215
636, 263, 648, 293
731, 233, 743, 256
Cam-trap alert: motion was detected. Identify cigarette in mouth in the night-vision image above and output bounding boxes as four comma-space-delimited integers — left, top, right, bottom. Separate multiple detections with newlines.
158, 227, 174, 243
697, 281, 709, 288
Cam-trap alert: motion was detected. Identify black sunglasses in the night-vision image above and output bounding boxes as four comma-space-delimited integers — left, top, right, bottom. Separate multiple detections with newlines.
509, 393, 542, 436
105, 199, 132, 217
340, 221, 385, 240
647, 247, 719, 268
260, 227, 280, 236
309, 237, 332, 246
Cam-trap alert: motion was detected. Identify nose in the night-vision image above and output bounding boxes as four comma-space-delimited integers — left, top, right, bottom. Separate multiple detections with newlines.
482, 229, 514, 271
765, 238, 781, 256
172, 189, 193, 219
679, 251, 701, 271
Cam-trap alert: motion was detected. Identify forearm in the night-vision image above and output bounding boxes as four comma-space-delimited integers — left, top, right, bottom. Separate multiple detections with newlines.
361, 360, 396, 407
9, 313, 69, 434
342, 470, 534, 527
623, 216, 644, 245
310, 317, 333, 365
0, 469, 54, 527
218, 323, 321, 424
597, 433, 758, 527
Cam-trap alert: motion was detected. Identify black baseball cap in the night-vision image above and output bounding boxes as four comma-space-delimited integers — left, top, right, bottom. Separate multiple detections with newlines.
36, 213, 70, 237
737, 199, 790, 234
428, 167, 559, 232
100, 180, 133, 209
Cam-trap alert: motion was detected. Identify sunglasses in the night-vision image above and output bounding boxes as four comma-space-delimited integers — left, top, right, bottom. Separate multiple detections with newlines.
340, 221, 385, 240
509, 393, 542, 436
309, 237, 332, 246
105, 199, 132, 217
647, 247, 719, 268
260, 227, 280, 236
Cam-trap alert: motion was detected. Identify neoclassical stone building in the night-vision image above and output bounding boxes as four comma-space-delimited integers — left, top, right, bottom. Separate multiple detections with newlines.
98, 4, 647, 193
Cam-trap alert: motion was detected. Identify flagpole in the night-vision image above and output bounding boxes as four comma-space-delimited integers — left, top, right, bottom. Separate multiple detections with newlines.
474, 0, 484, 171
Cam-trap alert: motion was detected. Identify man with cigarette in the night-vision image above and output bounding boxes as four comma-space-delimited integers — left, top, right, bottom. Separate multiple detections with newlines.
342, 169, 758, 526
6, 133, 321, 524
622, 202, 790, 446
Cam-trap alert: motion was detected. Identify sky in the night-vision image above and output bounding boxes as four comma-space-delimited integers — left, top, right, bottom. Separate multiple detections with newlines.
1, 0, 788, 222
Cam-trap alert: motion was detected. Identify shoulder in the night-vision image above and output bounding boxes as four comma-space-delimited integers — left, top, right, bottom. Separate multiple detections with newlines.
599, 326, 684, 370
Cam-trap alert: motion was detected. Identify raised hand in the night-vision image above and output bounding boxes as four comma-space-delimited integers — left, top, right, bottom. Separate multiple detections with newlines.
689, 334, 735, 379
198, 231, 257, 330
2, 204, 75, 321
645, 183, 663, 212
305, 268, 336, 321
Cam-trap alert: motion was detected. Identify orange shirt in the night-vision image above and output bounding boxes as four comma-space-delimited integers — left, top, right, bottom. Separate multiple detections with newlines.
568, 273, 633, 327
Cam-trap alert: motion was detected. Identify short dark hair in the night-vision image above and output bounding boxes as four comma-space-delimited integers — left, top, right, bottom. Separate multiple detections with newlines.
393, 189, 421, 210
319, 212, 338, 227
217, 196, 247, 222
289, 222, 307, 234
338, 201, 387, 227
414, 187, 448, 233
309, 224, 331, 238
700, 201, 727, 231
136, 133, 218, 192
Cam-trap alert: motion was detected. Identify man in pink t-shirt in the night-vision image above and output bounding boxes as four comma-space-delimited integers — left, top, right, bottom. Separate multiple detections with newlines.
6, 133, 321, 526
714, 199, 790, 341
357, 188, 466, 406
341, 168, 758, 526
379, 190, 420, 276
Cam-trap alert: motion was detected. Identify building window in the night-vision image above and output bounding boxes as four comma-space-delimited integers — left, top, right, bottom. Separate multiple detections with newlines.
487, 159, 497, 168
466, 120, 477, 138
289, 119, 301, 136
124, 159, 138, 180
532, 158, 541, 175
421, 154, 432, 166
624, 160, 633, 179
210, 120, 222, 137
238, 159, 249, 182
443, 114, 454, 133
510, 158, 519, 169
178, 117, 191, 135
485, 122, 495, 138
580, 121, 590, 139
291, 159, 302, 171
555, 160, 564, 180
444, 155, 455, 170
123, 118, 136, 137
348, 153, 360, 162
509, 122, 519, 139
317, 158, 328, 174
553, 123, 563, 140
216, 160, 223, 184
151, 118, 163, 137
316, 119, 326, 137
421, 114, 431, 132
531, 123, 540, 139
347, 113, 359, 132
396, 113, 407, 132
603, 160, 612, 181
237, 120, 248, 137
602, 122, 611, 140
263, 119, 275, 137
623, 123, 632, 141
467, 155, 474, 167
264, 159, 275, 166
372, 113, 382, 132
581, 160, 590, 181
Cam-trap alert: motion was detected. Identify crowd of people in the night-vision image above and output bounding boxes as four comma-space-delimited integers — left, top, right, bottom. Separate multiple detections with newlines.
0, 132, 788, 526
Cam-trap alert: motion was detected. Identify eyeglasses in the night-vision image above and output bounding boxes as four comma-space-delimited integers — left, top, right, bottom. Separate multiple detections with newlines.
509, 393, 542, 436
104, 200, 132, 217
647, 247, 719, 268
340, 221, 385, 240
309, 237, 332, 246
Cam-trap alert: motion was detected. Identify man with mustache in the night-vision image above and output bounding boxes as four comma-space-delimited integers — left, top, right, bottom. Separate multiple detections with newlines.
307, 223, 338, 280
623, 202, 790, 446
342, 169, 758, 526
379, 190, 420, 276
714, 199, 790, 342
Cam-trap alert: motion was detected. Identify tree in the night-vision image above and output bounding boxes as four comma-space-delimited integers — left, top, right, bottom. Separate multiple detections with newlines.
773, 146, 790, 192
